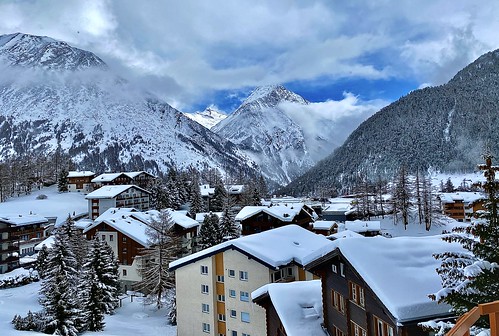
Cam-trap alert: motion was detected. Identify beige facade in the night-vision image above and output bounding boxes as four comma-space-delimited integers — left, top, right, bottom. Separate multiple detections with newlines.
175, 248, 315, 336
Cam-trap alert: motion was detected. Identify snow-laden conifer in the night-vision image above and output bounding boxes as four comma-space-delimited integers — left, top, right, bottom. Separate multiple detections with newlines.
198, 212, 222, 249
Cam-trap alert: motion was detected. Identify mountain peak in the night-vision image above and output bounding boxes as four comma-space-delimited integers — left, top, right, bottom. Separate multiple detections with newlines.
242, 84, 308, 107
0, 32, 107, 70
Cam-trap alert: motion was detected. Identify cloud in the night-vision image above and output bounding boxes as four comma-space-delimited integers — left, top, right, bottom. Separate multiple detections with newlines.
279, 93, 388, 160
0, 0, 499, 109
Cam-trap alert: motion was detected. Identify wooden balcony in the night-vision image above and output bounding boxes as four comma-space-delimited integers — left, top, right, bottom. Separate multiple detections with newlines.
446, 300, 499, 336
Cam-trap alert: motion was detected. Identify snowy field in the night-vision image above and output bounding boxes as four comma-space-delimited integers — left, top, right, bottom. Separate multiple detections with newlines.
0, 278, 176, 335
0, 186, 88, 225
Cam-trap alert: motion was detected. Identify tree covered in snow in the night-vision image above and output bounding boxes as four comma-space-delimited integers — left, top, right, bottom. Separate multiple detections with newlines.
432, 154, 499, 327
188, 170, 204, 215
35, 244, 50, 279
165, 288, 177, 326
198, 212, 222, 249
58, 168, 69, 192
392, 165, 412, 229
210, 181, 227, 212
39, 231, 81, 336
135, 210, 183, 310
219, 207, 240, 241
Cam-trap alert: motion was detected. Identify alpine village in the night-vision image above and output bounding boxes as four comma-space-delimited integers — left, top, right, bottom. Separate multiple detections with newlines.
0, 5, 498, 336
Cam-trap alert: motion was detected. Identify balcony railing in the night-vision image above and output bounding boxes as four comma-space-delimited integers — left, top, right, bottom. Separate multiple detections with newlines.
446, 300, 499, 336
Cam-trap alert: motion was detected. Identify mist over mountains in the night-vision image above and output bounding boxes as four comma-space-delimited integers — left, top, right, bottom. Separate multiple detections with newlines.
281, 49, 499, 195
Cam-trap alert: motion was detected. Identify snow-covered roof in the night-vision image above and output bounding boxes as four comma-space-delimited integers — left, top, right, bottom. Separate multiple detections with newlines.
0, 214, 48, 227
252, 280, 324, 336
68, 171, 95, 178
312, 220, 338, 230
439, 192, 485, 204
91, 172, 126, 183
226, 184, 244, 194
85, 185, 149, 199
170, 224, 335, 271
200, 184, 215, 197
83, 214, 150, 247
74, 218, 94, 230
94, 208, 138, 222
323, 200, 355, 214
124, 171, 153, 179
345, 220, 381, 233
235, 204, 310, 222
132, 209, 199, 229
327, 229, 363, 240
35, 236, 55, 250
305, 235, 464, 323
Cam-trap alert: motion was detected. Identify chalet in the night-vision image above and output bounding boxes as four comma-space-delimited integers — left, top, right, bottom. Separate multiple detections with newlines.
83, 209, 150, 290
235, 203, 317, 235
85, 185, 151, 220
91, 171, 155, 190
169, 225, 334, 336
0, 214, 51, 273
252, 280, 325, 336
439, 192, 486, 222
322, 199, 356, 222
344, 220, 381, 237
130, 209, 200, 255
312, 220, 339, 236
304, 236, 464, 336
67, 171, 95, 193
200, 184, 215, 209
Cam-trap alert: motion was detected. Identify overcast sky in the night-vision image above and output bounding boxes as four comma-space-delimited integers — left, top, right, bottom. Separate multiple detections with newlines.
1, 0, 498, 117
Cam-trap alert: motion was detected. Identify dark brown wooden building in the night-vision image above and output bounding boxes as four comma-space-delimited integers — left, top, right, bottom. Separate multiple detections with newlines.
235, 204, 316, 236
305, 236, 458, 336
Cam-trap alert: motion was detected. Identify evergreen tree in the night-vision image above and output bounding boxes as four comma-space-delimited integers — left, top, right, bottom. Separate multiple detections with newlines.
166, 288, 177, 326
35, 244, 49, 279
58, 169, 69, 192
210, 181, 227, 212
444, 177, 455, 192
135, 210, 183, 309
60, 214, 88, 271
189, 172, 204, 215
148, 178, 170, 210
433, 154, 499, 326
219, 207, 240, 241
392, 165, 411, 229
39, 231, 80, 336
198, 212, 222, 249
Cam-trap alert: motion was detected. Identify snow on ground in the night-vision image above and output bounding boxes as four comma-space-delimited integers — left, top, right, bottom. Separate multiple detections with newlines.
0, 270, 176, 335
0, 186, 87, 225
378, 212, 462, 238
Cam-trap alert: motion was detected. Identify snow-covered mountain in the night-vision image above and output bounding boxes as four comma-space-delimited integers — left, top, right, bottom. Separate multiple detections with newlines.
212, 85, 314, 186
184, 107, 227, 129
0, 33, 257, 177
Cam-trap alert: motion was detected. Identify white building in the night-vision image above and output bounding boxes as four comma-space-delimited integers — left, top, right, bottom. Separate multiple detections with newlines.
169, 225, 335, 336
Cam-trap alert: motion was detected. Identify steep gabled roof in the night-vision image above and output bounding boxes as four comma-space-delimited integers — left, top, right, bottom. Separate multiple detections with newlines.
235, 203, 313, 222
170, 224, 335, 272
83, 215, 150, 247
68, 171, 95, 178
252, 280, 324, 336
91, 172, 128, 183
132, 209, 199, 229
85, 185, 150, 199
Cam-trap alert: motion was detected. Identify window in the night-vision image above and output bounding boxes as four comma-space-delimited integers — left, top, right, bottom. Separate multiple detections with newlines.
351, 321, 367, 336
239, 271, 248, 281
123, 237, 127, 242
202, 323, 210, 333
201, 284, 209, 294
229, 269, 235, 277
230, 310, 237, 318
374, 316, 393, 336
229, 289, 236, 298
242, 334, 250, 336
218, 314, 226, 321
241, 312, 250, 323
340, 263, 345, 277
217, 275, 224, 282
122, 269, 127, 276
101, 234, 106, 241
333, 326, 345, 336
202, 303, 210, 313
332, 290, 345, 314
349, 282, 365, 308
240, 291, 249, 302
332, 264, 337, 273
201, 265, 208, 274
109, 235, 114, 241
217, 294, 225, 302
231, 331, 237, 336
